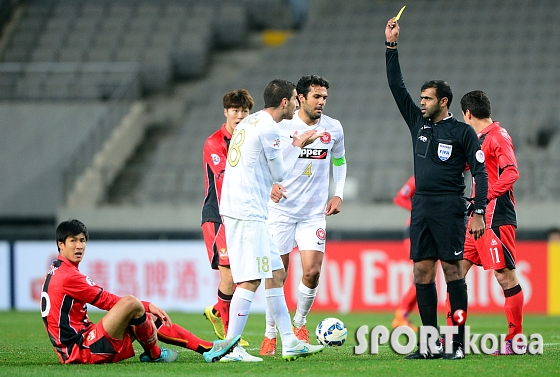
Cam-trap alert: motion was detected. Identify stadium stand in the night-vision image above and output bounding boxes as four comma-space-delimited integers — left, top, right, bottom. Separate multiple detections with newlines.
1, 0, 559, 237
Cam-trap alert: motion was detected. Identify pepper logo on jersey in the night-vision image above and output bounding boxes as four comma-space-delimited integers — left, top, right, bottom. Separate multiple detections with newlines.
438, 143, 452, 161
320, 132, 331, 144
300, 148, 328, 159
316, 228, 326, 240
86, 276, 96, 286
211, 154, 220, 165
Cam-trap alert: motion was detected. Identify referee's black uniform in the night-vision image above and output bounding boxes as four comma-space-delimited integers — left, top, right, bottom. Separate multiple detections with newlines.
386, 48, 488, 262
386, 47, 488, 357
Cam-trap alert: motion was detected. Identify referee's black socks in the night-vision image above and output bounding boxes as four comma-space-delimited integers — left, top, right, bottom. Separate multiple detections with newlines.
447, 278, 468, 347
415, 282, 438, 332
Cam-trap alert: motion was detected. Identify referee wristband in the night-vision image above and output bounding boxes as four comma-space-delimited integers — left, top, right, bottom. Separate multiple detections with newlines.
385, 41, 397, 47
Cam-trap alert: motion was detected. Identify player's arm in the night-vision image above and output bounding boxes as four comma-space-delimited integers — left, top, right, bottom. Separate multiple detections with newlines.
464, 128, 488, 240
488, 138, 519, 200
203, 137, 227, 182
393, 176, 415, 211
64, 271, 121, 311
325, 155, 346, 216
385, 18, 422, 129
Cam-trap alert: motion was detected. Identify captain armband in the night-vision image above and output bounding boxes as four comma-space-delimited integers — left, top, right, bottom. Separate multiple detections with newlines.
332, 156, 346, 166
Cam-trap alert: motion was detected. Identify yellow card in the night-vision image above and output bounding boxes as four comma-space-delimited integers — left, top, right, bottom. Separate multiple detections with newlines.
395, 5, 406, 21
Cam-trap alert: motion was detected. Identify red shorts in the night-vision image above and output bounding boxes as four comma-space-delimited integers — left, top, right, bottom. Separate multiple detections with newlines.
464, 224, 516, 270
202, 221, 230, 269
66, 319, 135, 364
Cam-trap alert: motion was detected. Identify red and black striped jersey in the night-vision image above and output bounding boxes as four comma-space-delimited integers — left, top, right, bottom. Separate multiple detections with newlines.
201, 124, 231, 224
472, 122, 518, 227
40, 256, 149, 363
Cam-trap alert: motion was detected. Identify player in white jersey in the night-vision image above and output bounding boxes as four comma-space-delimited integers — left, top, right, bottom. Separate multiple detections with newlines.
260, 75, 347, 355
219, 79, 324, 362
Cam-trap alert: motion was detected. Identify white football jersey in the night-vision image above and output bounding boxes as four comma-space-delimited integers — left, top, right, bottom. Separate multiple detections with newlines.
220, 110, 283, 221
269, 111, 345, 219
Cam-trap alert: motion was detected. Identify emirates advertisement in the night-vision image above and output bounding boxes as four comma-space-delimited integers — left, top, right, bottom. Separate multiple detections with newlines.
13, 240, 549, 313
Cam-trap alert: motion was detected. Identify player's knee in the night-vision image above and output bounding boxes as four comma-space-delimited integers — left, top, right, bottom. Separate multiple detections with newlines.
494, 268, 518, 289
120, 295, 144, 313
303, 268, 320, 286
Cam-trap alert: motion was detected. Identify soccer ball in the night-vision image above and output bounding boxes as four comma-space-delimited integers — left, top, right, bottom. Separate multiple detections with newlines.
315, 317, 347, 346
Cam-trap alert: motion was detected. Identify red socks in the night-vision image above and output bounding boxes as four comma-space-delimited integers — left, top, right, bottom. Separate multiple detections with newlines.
130, 313, 160, 359
157, 323, 213, 354
214, 290, 233, 333
402, 284, 417, 313
504, 285, 524, 341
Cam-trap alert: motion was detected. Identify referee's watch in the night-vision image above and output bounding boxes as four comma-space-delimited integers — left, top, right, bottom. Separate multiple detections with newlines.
474, 208, 485, 216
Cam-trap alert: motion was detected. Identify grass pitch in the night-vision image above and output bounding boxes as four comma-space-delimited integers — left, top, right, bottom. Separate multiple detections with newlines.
0, 310, 558, 377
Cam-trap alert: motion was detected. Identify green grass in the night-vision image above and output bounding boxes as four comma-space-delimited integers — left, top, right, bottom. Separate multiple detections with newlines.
0, 310, 558, 376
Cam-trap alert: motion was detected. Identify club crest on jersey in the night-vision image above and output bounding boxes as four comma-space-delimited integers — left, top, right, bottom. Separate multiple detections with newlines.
316, 228, 326, 240
438, 143, 452, 161
211, 154, 220, 165
476, 150, 485, 163
320, 132, 331, 144
273, 138, 281, 148
219, 248, 228, 259
86, 276, 96, 286
87, 329, 97, 342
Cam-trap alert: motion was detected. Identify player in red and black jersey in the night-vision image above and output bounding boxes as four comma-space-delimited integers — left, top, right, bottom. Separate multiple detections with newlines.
41, 219, 239, 364
201, 89, 254, 344
454, 91, 525, 355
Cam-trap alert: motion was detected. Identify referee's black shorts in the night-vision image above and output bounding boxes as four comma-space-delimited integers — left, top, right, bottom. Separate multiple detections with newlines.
409, 193, 468, 262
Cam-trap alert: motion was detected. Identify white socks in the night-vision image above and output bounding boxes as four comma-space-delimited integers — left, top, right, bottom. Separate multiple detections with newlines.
293, 281, 318, 328
265, 287, 298, 348
226, 287, 254, 340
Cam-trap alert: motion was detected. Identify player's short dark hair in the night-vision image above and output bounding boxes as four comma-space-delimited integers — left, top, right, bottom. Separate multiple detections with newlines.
56, 219, 88, 251
460, 90, 492, 119
296, 75, 330, 99
421, 80, 453, 107
263, 79, 296, 108
223, 89, 255, 111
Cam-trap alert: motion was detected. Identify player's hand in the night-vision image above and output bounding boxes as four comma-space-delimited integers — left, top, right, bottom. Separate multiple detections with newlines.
148, 303, 172, 327
469, 214, 485, 240
325, 196, 342, 216
385, 18, 399, 42
270, 183, 287, 203
291, 129, 324, 148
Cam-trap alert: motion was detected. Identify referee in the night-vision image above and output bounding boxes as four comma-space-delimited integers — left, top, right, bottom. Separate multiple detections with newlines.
385, 17, 488, 360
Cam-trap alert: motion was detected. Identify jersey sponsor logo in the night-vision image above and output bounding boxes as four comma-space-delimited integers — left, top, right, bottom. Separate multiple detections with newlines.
86, 276, 96, 286
316, 228, 326, 240
476, 150, 485, 163
418, 135, 428, 142
438, 143, 452, 161
320, 132, 331, 144
273, 138, 281, 148
211, 154, 220, 165
300, 148, 328, 159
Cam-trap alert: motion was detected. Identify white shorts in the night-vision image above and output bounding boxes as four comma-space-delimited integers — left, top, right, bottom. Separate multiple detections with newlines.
266, 211, 326, 255
222, 216, 283, 284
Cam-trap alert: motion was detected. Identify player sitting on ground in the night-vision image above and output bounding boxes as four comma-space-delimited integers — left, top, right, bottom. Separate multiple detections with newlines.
41, 219, 240, 364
